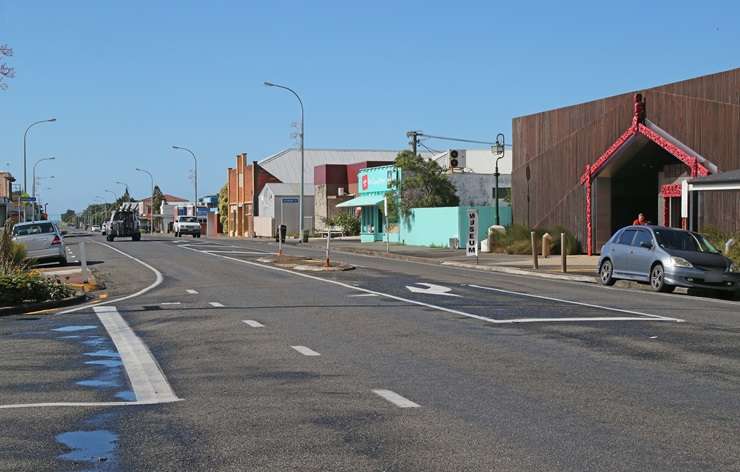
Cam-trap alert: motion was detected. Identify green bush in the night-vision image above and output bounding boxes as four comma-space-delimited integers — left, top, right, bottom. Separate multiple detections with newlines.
488, 224, 582, 255
0, 271, 74, 306
702, 225, 740, 265
324, 212, 360, 236
0, 221, 30, 275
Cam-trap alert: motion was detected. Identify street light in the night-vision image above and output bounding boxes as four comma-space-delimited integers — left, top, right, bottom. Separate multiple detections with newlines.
32, 156, 55, 198
115, 181, 129, 199
172, 146, 198, 205
264, 81, 305, 241
23, 118, 56, 193
136, 167, 154, 233
493, 133, 506, 226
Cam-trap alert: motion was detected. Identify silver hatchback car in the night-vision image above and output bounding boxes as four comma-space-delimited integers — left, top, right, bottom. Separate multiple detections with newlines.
598, 225, 740, 293
11, 221, 68, 266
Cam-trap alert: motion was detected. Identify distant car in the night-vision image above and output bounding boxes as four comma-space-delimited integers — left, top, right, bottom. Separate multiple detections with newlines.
598, 225, 740, 294
174, 216, 201, 238
101, 221, 109, 235
91, 225, 101, 232
11, 221, 67, 266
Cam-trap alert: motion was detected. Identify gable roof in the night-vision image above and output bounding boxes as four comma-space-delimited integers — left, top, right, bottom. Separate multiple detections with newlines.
140, 194, 188, 204
258, 148, 401, 185
260, 182, 315, 197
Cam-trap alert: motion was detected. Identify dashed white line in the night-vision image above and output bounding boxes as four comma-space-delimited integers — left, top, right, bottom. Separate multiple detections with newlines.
291, 345, 320, 356
372, 389, 420, 408
209, 302, 224, 307
186, 289, 198, 294
348, 293, 378, 297
242, 320, 265, 328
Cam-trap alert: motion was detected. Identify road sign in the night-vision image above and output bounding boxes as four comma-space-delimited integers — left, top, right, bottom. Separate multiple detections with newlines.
466, 209, 479, 257
20, 197, 36, 202
282, 198, 299, 204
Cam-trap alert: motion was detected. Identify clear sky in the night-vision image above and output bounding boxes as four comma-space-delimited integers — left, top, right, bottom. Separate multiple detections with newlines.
1, 1, 737, 217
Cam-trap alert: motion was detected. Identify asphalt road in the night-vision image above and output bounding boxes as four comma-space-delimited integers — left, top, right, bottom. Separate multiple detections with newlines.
1, 233, 739, 471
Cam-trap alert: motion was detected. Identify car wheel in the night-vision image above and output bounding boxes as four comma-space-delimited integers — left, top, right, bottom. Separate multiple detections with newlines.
192, 233, 197, 238
599, 259, 616, 286
650, 263, 673, 292
107, 235, 114, 242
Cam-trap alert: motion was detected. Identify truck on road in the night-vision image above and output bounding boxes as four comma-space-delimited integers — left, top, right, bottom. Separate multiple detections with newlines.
106, 203, 141, 241
174, 215, 201, 238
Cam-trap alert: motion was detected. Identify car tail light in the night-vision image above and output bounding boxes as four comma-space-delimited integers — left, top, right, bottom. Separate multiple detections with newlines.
51, 235, 62, 246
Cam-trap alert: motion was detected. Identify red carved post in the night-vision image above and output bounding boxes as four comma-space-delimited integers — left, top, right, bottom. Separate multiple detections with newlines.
585, 164, 592, 256
663, 197, 670, 227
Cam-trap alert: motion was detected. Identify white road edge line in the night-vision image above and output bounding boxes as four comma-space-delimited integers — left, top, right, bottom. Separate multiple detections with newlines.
242, 320, 265, 328
467, 284, 682, 321
209, 302, 224, 307
186, 289, 198, 294
291, 345, 321, 356
180, 245, 681, 325
58, 241, 164, 314
93, 306, 180, 403
372, 389, 420, 408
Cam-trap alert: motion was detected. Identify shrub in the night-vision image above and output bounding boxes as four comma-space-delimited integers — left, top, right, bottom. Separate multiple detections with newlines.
488, 224, 581, 255
0, 271, 74, 305
0, 221, 30, 275
325, 212, 360, 236
702, 225, 740, 265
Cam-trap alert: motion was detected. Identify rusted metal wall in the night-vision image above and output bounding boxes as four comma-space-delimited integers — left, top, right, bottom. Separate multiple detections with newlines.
512, 68, 740, 244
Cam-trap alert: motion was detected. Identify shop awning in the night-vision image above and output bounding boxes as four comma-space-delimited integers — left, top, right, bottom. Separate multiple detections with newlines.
336, 194, 384, 208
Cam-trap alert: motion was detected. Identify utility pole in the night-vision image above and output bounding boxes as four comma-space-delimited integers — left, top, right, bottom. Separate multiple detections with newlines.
406, 130, 420, 156
493, 133, 505, 226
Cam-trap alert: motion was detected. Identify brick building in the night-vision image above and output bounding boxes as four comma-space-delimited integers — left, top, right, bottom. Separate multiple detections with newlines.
227, 153, 280, 237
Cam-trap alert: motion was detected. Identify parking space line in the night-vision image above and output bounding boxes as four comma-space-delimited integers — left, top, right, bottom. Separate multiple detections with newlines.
242, 320, 264, 328
467, 284, 682, 321
186, 289, 198, 294
291, 345, 320, 356
209, 302, 224, 307
372, 389, 420, 408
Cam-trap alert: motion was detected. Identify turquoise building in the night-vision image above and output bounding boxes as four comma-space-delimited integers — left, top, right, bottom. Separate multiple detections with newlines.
337, 164, 512, 247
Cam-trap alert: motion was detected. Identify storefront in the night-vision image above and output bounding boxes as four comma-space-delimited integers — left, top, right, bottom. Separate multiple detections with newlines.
337, 165, 400, 243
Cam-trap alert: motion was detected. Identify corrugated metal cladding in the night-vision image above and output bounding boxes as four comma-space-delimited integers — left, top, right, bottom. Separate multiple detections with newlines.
258, 149, 400, 185
512, 68, 740, 241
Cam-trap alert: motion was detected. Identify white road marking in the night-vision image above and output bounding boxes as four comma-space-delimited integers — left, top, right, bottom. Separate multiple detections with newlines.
186, 289, 198, 294
348, 293, 378, 297
242, 320, 264, 328
491, 317, 669, 324
93, 306, 180, 403
372, 389, 420, 408
209, 302, 224, 307
179, 246, 682, 325
291, 345, 321, 356
59, 241, 164, 314
467, 284, 681, 321
204, 250, 267, 255
160, 302, 181, 306
406, 282, 460, 297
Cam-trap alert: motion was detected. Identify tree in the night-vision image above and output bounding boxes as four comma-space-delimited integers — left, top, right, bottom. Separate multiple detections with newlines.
387, 150, 459, 220
0, 44, 14, 91
61, 209, 76, 224
152, 185, 164, 214
218, 183, 228, 232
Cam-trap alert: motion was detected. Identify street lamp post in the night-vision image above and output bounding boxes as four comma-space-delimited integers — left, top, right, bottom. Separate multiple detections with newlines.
493, 133, 506, 227
136, 168, 154, 233
115, 181, 129, 200
23, 118, 56, 194
172, 146, 198, 205
32, 156, 55, 198
264, 81, 305, 241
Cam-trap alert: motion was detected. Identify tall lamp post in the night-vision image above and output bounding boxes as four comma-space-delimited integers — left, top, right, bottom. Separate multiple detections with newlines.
32, 156, 55, 198
172, 146, 198, 205
136, 167, 154, 233
493, 133, 506, 226
23, 118, 56, 194
115, 181, 129, 199
264, 81, 305, 241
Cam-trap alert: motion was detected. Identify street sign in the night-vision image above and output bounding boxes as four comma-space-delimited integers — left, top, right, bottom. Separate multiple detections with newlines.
282, 198, 299, 204
466, 209, 479, 257
20, 197, 36, 202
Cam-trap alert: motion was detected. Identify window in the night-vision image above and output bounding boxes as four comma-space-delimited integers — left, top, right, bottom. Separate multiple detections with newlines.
632, 230, 653, 247
618, 229, 636, 245
654, 229, 720, 254
12, 222, 55, 236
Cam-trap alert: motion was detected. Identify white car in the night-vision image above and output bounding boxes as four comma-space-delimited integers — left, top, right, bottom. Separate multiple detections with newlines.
91, 225, 101, 232
174, 216, 201, 238
11, 221, 67, 266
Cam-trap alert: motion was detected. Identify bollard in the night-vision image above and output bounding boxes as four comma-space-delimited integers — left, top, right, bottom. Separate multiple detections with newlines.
531, 232, 539, 269
80, 241, 89, 284
324, 231, 331, 267
542, 233, 552, 258
561, 232, 567, 273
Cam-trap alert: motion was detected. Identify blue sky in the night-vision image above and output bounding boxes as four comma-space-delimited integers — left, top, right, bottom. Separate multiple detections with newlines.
1, 1, 737, 217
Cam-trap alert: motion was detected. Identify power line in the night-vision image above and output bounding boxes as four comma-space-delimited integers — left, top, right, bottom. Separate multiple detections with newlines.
418, 132, 512, 147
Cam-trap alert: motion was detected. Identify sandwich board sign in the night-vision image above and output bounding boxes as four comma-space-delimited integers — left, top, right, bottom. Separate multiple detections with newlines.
466, 209, 479, 257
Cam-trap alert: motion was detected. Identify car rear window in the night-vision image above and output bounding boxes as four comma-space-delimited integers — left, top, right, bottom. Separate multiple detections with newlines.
12, 223, 55, 236
179, 217, 197, 223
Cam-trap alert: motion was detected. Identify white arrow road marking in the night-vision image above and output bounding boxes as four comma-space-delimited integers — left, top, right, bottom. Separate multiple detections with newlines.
209, 302, 224, 307
372, 389, 420, 408
406, 283, 460, 297
186, 289, 198, 294
242, 320, 264, 328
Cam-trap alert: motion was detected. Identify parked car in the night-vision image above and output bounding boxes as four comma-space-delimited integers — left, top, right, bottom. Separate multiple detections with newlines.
91, 225, 101, 232
174, 216, 201, 238
11, 221, 67, 266
598, 225, 740, 294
